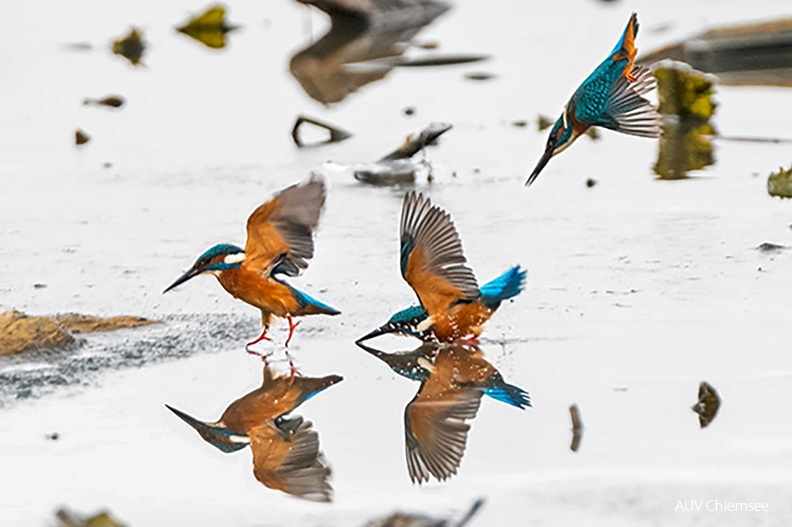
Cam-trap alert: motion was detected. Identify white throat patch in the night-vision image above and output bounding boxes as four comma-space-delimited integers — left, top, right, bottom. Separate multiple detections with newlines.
224, 252, 246, 265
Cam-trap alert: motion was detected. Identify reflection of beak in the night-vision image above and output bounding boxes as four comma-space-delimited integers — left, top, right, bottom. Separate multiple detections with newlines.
355, 325, 391, 344
525, 146, 553, 187
163, 267, 200, 293
165, 404, 210, 435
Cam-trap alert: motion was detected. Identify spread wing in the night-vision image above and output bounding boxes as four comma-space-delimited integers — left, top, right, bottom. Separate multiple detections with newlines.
249, 417, 332, 502
404, 377, 483, 484
399, 191, 480, 318
244, 172, 327, 277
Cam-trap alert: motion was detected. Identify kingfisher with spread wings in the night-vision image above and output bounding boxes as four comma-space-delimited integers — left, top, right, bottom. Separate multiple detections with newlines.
164, 173, 340, 352
358, 191, 526, 343
166, 366, 341, 501
526, 13, 662, 186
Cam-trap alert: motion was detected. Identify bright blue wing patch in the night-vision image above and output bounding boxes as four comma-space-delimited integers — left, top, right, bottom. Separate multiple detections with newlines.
479, 266, 527, 310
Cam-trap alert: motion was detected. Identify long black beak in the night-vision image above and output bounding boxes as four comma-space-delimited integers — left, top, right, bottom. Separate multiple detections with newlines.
163, 267, 200, 293
525, 147, 553, 187
165, 404, 209, 434
355, 325, 391, 344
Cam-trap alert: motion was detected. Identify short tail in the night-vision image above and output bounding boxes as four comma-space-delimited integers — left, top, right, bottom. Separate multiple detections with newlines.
610, 12, 639, 64
479, 265, 527, 310
292, 287, 341, 316
484, 383, 532, 410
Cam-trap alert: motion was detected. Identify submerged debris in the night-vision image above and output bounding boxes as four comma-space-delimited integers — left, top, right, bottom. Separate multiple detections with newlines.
176, 4, 238, 50
111, 28, 145, 66
569, 404, 584, 452
75, 129, 91, 146
364, 498, 484, 527
55, 508, 126, 527
354, 122, 452, 185
756, 242, 788, 253
768, 164, 792, 198
291, 115, 353, 148
380, 122, 452, 161
692, 381, 721, 428
640, 17, 792, 87
83, 95, 125, 109
464, 71, 496, 81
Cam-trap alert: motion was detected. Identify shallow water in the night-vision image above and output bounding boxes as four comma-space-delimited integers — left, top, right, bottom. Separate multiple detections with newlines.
2, 0, 792, 525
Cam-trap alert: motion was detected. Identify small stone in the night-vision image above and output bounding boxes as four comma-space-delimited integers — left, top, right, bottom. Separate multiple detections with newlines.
586, 178, 597, 188
402, 106, 416, 116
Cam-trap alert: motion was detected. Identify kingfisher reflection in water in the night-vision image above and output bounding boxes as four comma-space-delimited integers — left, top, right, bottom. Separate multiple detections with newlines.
358, 341, 531, 483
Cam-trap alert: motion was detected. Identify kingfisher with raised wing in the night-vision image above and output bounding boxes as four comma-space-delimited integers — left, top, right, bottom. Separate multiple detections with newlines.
358, 341, 532, 410
526, 13, 662, 186
356, 342, 530, 483
164, 173, 340, 353
166, 366, 341, 501
357, 191, 527, 343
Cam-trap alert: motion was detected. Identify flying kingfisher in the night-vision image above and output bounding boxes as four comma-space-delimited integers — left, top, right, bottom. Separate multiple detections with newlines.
166, 366, 342, 501
164, 173, 340, 353
526, 13, 662, 186
357, 191, 527, 343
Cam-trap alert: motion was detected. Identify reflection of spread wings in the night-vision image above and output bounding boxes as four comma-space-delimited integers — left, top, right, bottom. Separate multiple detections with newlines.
290, 0, 450, 104
249, 417, 332, 502
400, 192, 480, 318
244, 173, 327, 277
404, 376, 483, 484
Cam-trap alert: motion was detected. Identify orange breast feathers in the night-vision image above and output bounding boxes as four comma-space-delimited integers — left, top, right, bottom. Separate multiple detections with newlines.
433, 301, 494, 341
220, 381, 303, 432
217, 267, 300, 317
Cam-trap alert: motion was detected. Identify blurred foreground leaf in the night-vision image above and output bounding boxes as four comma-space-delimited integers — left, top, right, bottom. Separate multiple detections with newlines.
176, 5, 238, 50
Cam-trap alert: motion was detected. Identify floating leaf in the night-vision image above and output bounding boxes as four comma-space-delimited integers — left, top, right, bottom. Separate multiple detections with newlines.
692, 381, 721, 428
111, 28, 145, 66
768, 164, 792, 198
75, 129, 91, 146
176, 5, 238, 50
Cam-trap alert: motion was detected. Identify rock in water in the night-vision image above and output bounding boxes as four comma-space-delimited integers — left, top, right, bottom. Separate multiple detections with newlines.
0, 311, 76, 356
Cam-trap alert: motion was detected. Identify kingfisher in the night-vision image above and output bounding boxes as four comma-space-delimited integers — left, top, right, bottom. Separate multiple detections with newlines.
359, 341, 532, 409
526, 13, 662, 186
360, 342, 530, 483
166, 366, 342, 501
357, 191, 526, 343
164, 173, 340, 353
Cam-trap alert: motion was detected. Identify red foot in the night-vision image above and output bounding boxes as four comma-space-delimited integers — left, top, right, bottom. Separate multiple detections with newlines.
285, 350, 302, 381
285, 317, 301, 347
246, 327, 271, 354
457, 335, 479, 344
